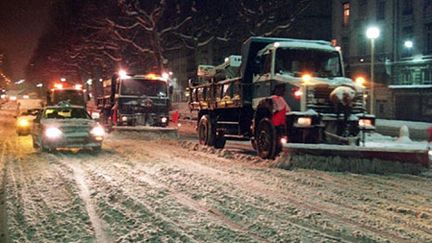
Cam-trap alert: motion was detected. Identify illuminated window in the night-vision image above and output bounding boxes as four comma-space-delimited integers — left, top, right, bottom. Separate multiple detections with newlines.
342, 2, 350, 27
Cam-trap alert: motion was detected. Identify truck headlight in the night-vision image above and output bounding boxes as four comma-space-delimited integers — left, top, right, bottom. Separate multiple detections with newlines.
90, 126, 105, 139
121, 116, 128, 122
45, 127, 62, 139
296, 117, 312, 126
161, 117, 168, 123
359, 118, 373, 127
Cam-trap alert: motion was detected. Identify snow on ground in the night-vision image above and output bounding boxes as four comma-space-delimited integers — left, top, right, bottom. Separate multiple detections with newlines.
365, 132, 429, 149
1, 109, 432, 242
376, 119, 431, 130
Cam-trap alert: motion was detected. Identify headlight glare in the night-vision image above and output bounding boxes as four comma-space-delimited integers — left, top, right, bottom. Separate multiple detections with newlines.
161, 117, 168, 123
91, 126, 105, 137
45, 127, 62, 139
18, 119, 30, 127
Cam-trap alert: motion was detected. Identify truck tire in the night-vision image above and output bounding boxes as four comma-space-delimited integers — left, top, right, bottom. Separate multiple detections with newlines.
198, 115, 215, 146
255, 118, 277, 159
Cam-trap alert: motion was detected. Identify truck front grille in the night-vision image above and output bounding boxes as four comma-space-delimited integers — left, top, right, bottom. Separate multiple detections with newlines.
306, 85, 365, 114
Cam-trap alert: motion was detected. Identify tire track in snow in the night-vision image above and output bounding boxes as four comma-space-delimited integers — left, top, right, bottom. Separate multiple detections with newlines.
60, 157, 111, 243
0, 141, 10, 243
110, 163, 271, 243
120, 139, 419, 242
74, 150, 264, 242
103, 141, 351, 242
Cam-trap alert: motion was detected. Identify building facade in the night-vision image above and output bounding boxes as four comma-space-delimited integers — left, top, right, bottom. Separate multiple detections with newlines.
333, 0, 432, 121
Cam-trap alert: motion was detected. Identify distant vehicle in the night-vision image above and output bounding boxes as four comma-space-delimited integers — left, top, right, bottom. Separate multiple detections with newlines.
47, 83, 88, 107
31, 103, 105, 152
16, 108, 40, 136
97, 73, 171, 128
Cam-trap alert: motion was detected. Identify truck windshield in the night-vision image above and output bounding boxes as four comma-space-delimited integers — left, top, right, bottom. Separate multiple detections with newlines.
275, 48, 342, 78
52, 90, 85, 106
120, 79, 167, 97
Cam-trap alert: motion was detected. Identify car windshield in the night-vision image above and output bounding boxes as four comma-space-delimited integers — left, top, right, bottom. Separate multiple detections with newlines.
43, 107, 90, 119
120, 78, 167, 97
275, 48, 342, 78
51, 90, 86, 106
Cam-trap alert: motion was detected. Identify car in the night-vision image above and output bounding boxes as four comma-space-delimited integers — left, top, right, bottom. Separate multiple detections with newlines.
16, 108, 40, 136
31, 103, 105, 152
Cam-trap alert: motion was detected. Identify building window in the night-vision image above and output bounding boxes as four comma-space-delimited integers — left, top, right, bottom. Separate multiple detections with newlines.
342, 2, 350, 27
402, 0, 413, 15
400, 69, 412, 84
426, 0, 432, 16
358, 34, 367, 56
341, 36, 350, 58
423, 68, 432, 84
425, 24, 432, 54
359, 0, 368, 17
377, 0, 385, 20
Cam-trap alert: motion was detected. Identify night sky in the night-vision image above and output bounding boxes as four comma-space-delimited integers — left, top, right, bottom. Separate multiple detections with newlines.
0, 0, 52, 80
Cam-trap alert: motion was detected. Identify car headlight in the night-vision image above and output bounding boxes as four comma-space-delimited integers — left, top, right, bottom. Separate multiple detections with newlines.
161, 117, 168, 123
17, 118, 30, 127
45, 127, 62, 139
296, 117, 312, 126
90, 126, 105, 137
121, 116, 128, 122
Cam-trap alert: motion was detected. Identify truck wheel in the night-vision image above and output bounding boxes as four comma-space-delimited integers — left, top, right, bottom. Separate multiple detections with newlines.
198, 115, 215, 146
214, 131, 226, 149
256, 118, 277, 159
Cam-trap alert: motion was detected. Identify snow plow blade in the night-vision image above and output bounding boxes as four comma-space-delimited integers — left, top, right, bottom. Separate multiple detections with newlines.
111, 126, 178, 139
275, 143, 430, 174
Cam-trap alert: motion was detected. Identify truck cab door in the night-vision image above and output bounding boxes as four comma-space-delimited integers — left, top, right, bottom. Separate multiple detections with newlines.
253, 51, 273, 83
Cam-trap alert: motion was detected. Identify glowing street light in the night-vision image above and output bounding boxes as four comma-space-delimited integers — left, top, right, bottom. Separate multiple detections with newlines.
366, 26, 380, 114
404, 40, 414, 49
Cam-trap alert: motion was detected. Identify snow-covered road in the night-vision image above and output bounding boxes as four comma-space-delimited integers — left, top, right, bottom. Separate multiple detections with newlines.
1, 110, 432, 242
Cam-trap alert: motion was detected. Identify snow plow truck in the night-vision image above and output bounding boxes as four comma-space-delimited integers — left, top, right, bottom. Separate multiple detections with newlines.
97, 72, 177, 137
189, 37, 429, 172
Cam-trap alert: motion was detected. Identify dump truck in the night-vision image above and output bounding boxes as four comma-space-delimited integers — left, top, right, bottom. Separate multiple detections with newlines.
189, 37, 429, 171
97, 73, 177, 137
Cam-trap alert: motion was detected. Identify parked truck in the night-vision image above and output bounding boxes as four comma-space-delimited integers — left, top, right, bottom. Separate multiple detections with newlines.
189, 37, 376, 159
97, 73, 171, 128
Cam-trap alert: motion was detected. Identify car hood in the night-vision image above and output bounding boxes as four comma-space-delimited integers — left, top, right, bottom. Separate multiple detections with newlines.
41, 119, 96, 128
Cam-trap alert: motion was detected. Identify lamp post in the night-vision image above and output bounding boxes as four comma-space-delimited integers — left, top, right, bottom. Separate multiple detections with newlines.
366, 26, 380, 114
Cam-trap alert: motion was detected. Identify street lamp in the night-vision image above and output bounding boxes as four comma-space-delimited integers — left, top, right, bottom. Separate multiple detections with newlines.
404, 40, 413, 49
366, 26, 380, 114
